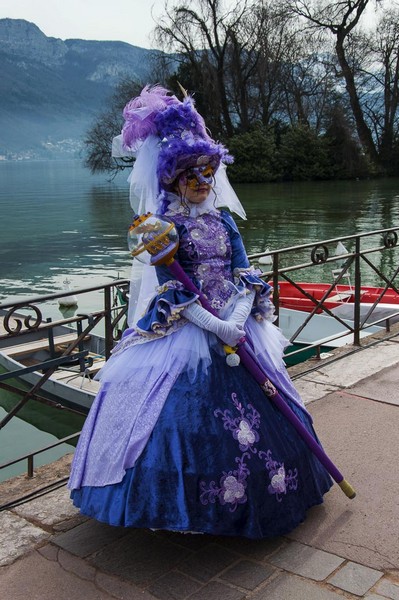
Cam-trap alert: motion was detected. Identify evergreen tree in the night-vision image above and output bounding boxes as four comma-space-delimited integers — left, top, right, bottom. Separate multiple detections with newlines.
323, 104, 369, 179
227, 125, 280, 182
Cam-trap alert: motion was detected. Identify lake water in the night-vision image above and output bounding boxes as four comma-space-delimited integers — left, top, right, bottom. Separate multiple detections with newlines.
2, 160, 399, 302
1, 159, 399, 482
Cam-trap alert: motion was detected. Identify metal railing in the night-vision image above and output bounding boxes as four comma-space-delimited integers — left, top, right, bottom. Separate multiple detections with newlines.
0, 430, 81, 511
0, 279, 129, 484
1, 226, 399, 485
0, 278, 130, 356
1, 431, 81, 480
249, 226, 399, 362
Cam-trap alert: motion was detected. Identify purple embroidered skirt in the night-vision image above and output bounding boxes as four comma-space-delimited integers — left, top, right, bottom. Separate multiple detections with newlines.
70, 337, 332, 538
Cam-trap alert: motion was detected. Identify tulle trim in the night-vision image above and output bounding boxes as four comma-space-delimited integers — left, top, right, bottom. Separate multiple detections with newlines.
109, 285, 284, 378
245, 318, 289, 372
99, 315, 289, 390
98, 323, 213, 385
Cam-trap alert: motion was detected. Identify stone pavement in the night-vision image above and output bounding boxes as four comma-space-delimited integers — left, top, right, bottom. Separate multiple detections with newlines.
1, 337, 399, 599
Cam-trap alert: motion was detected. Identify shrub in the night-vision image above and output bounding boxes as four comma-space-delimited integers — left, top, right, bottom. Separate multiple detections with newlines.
277, 125, 331, 181
227, 125, 280, 183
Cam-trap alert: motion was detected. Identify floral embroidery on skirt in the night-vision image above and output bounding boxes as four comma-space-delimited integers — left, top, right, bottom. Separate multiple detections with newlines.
199, 392, 299, 509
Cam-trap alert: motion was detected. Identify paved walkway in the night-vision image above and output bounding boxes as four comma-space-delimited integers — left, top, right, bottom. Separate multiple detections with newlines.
1, 337, 399, 599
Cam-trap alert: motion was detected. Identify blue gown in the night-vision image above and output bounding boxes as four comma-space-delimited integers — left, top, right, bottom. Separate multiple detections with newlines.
69, 207, 332, 539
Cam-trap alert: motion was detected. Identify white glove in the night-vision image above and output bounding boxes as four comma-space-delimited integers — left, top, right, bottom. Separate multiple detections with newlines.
228, 290, 256, 326
182, 303, 245, 347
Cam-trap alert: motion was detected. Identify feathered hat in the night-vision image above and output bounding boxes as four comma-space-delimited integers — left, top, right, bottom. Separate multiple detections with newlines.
112, 84, 245, 219
121, 84, 232, 192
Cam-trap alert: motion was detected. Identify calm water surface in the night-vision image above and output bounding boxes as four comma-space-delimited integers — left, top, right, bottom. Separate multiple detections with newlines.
0, 160, 132, 312
1, 159, 399, 481
1, 160, 399, 304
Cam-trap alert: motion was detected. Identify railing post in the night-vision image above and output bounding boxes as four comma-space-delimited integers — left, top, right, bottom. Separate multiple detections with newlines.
272, 253, 280, 324
27, 455, 34, 478
104, 286, 113, 359
353, 236, 361, 345
46, 317, 55, 357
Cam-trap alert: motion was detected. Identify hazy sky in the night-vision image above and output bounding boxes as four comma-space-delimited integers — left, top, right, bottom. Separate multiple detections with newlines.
0, 0, 166, 49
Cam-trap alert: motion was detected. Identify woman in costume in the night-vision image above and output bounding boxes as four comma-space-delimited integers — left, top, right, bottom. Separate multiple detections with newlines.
68, 85, 332, 538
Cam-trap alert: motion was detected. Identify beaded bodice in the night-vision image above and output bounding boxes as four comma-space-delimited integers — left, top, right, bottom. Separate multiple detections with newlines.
173, 212, 235, 310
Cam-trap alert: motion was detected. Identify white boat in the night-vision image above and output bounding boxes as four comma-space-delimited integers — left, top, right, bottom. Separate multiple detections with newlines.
279, 307, 384, 365
0, 310, 106, 413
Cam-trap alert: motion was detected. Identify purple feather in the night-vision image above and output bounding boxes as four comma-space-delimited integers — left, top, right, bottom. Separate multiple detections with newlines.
122, 85, 180, 149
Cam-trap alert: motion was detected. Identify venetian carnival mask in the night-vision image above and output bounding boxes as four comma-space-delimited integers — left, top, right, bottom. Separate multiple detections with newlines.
178, 165, 215, 189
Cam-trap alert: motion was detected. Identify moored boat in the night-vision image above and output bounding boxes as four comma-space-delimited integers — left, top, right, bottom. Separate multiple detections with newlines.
279, 306, 384, 365
0, 309, 106, 413
0, 281, 387, 404
278, 281, 399, 318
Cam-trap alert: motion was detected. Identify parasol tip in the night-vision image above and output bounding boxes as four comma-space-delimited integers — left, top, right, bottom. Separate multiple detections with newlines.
338, 479, 356, 499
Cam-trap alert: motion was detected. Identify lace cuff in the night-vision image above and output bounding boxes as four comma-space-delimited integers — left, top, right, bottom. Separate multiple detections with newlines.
233, 267, 275, 322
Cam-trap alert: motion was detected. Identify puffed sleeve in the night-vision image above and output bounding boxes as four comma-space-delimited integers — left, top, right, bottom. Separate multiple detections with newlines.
131, 219, 203, 335
134, 277, 199, 335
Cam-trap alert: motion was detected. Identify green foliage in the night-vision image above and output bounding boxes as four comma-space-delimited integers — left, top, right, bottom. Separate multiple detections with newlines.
385, 138, 399, 177
227, 126, 280, 183
278, 125, 331, 181
323, 104, 369, 179
225, 122, 372, 183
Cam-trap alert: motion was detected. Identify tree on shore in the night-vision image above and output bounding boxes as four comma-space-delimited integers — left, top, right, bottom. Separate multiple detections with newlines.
369, 7, 399, 170
154, 0, 257, 137
84, 0, 399, 180
282, 0, 399, 173
84, 79, 141, 176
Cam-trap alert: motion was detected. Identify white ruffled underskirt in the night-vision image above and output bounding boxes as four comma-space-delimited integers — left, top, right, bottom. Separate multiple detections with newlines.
97, 315, 290, 388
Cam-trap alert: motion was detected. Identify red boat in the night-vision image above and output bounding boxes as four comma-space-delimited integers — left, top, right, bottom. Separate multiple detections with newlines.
277, 281, 399, 315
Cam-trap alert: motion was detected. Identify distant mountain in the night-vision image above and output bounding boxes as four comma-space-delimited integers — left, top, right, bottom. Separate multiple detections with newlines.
0, 18, 164, 158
